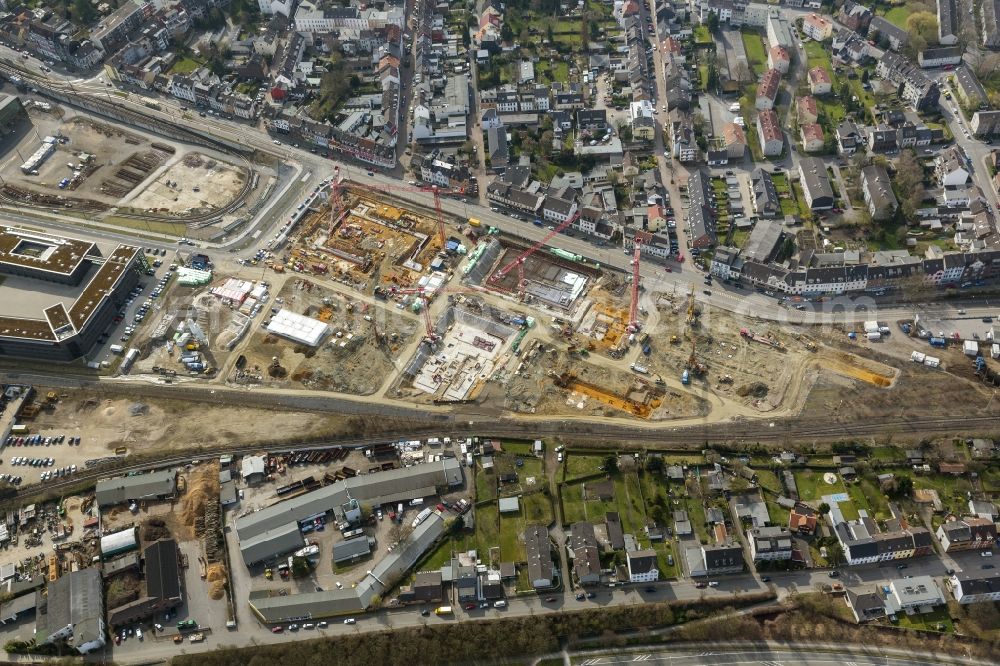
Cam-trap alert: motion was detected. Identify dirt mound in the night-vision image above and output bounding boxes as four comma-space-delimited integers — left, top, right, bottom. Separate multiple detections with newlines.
736, 382, 769, 398
142, 518, 171, 542
207, 563, 227, 600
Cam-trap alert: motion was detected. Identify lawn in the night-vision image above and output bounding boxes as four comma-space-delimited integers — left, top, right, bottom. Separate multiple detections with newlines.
695, 24, 713, 45
793, 469, 847, 501
476, 465, 497, 501
499, 512, 525, 561
753, 469, 781, 494
614, 473, 649, 535
476, 503, 501, 556
893, 606, 954, 633
913, 474, 974, 515
170, 57, 202, 74
740, 97, 764, 161
791, 182, 812, 218
871, 446, 906, 462
846, 476, 891, 520
772, 173, 800, 216
882, 5, 911, 29
698, 64, 710, 91
563, 453, 607, 481
522, 491, 554, 525
536, 60, 569, 84
741, 31, 768, 76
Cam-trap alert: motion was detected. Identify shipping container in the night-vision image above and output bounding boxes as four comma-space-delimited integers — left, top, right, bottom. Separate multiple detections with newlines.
929, 337, 947, 348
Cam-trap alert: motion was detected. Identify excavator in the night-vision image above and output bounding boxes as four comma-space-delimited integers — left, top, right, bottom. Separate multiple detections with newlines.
687, 338, 707, 376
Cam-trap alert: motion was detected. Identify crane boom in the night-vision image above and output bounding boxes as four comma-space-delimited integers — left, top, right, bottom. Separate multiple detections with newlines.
493, 210, 582, 281
628, 242, 642, 332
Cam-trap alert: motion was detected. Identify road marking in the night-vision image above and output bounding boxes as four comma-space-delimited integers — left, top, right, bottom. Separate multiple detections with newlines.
632, 656, 651, 662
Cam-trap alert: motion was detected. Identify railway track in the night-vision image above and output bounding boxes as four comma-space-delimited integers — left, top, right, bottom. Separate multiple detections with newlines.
0, 61, 257, 226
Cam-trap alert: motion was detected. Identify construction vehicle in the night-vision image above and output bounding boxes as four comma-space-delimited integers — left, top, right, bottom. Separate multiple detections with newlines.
669, 335, 680, 344
681, 369, 690, 385
687, 339, 706, 376
686, 292, 699, 326
188, 633, 205, 643
739, 328, 785, 351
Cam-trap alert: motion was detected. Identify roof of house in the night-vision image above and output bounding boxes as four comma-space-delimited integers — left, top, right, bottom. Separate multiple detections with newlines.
769, 45, 790, 62
799, 157, 834, 202
757, 108, 782, 141
570, 522, 601, 580
723, 122, 746, 146
870, 15, 909, 44
743, 216, 783, 261
862, 164, 898, 210
525, 524, 553, 584
627, 549, 658, 574
808, 66, 832, 85
801, 123, 825, 143
798, 96, 818, 118
757, 68, 781, 101
952, 569, 1000, 596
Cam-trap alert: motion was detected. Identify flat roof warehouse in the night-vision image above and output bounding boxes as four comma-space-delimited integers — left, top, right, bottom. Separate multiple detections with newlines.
0, 228, 141, 345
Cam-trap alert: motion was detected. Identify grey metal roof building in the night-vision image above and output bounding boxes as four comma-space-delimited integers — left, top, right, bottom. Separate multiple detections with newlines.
240, 523, 305, 566
249, 513, 446, 623
798, 158, 835, 210
332, 535, 372, 564
95, 470, 177, 508
743, 218, 783, 262
236, 458, 462, 542
35, 569, 105, 654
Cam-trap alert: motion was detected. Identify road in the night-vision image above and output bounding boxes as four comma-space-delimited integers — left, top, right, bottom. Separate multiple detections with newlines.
6, 48, 1000, 328
89, 550, 987, 664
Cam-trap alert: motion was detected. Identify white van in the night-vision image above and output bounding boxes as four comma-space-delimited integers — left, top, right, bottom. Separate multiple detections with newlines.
493, 600, 507, 608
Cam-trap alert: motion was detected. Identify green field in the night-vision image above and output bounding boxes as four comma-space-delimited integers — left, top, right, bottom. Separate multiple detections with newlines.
522, 491, 554, 524
893, 606, 954, 633
741, 32, 768, 76
791, 182, 812, 218
695, 25, 713, 44
563, 453, 607, 481
170, 57, 202, 74
499, 512, 525, 561
793, 469, 846, 501
882, 5, 911, 28
476, 465, 497, 501
771, 173, 799, 216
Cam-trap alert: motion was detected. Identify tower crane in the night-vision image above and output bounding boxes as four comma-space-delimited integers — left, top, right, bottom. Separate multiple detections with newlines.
628, 240, 642, 332
490, 210, 583, 299
388, 286, 439, 343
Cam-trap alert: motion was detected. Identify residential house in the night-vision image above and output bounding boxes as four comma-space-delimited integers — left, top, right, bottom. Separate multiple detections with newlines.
570, 522, 602, 586
949, 570, 1000, 604
887, 576, 945, 613
839, 1, 873, 32
955, 66, 989, 110
800, 123, 825, 153
876, 51, 940, 111
486, 125, 509, 171
869, 124, 899, 153
486, 179, 544, 216
756, 108, 784, 156
869, 16, 909, 51
626, 550, 659, 583
971, 110, 1000, 138
917, 45, 964, 68
937, 145, 971, 187
936, 517, 998, 551
836, 120, 862, 155
751, 168, 781, 218
798, 157, 834, 210
723, 122, 747, 159
808, 67, 832, 95
768, 45, 791, 73
542, 195, 578, 224
938, 0, 958, 44
802, 13, 833, 41
798, 96, 819, 124
982, 0, 1000, 50
630, 101, 656, 141
756, 68, 781, 110
687, 169, 718, 248
524, 525, 555, 589
861, 165, 899, 221
692, 543, 745, 576
789, 504, 818, 534
767, 13, 795, 49
748, 526, 794, 561
846, 589, 887, 622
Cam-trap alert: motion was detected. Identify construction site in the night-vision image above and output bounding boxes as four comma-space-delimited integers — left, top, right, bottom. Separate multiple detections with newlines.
237, 278, 420, 395
279, 184, 460, 294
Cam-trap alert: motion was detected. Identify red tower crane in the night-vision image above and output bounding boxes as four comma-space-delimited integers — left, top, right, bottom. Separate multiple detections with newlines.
490, 210, 583, 299
388, 286, 438, 341
365, 181, 470, 246
628, 241, 642, 332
